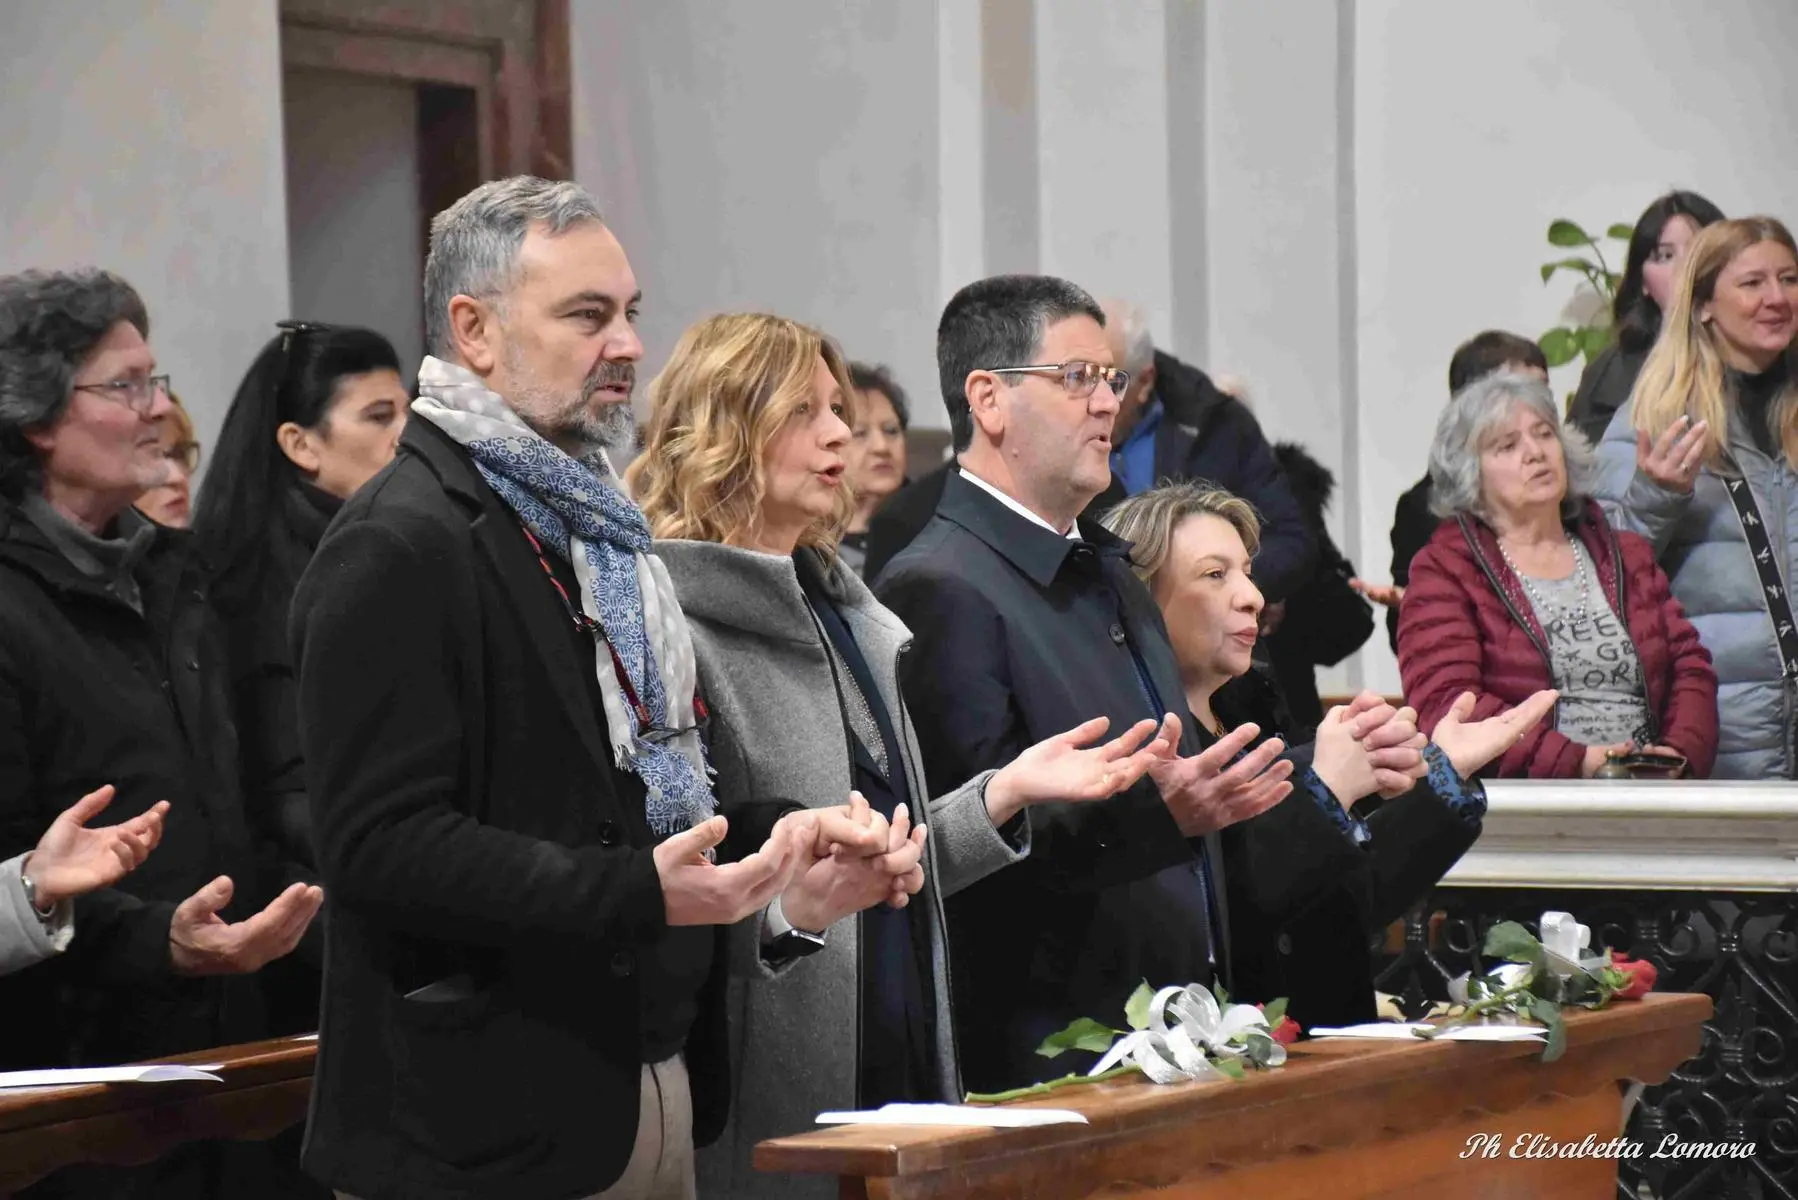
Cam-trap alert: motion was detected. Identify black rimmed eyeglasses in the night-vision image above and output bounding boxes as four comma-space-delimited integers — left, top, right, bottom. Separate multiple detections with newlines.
987, 360, 1131, 401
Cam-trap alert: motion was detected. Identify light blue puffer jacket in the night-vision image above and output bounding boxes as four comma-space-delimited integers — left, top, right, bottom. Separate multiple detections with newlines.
1594, 400, 1796, 779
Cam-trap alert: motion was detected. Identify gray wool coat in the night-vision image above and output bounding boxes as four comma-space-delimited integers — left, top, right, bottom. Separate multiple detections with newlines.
655, 540, 1029, 1200
1595, 398, 1797, 778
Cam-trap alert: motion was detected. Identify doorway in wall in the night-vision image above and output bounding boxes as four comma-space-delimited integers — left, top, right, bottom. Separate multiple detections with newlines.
278, 0, 571, 380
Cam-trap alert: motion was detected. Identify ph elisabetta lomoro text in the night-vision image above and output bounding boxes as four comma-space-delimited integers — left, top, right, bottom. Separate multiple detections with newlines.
1462, 1133, 1755, 1161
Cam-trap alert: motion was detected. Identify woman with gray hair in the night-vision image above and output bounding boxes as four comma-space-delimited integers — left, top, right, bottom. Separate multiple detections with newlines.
1398, 371, 1717, 778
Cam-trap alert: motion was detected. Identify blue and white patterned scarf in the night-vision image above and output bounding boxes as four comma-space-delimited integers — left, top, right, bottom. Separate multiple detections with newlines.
412, 356, 715, 837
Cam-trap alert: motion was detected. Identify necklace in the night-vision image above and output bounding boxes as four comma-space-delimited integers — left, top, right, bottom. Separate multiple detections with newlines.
1497, 532, 1591, 626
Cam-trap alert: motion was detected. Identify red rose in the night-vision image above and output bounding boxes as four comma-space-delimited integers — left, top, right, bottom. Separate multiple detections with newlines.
1270, 1016, 1302, 1045
1610, 954, 1657, 1001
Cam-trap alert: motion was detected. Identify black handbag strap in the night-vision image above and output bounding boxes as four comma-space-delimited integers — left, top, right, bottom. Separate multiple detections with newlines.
1719, 471, 1798, 679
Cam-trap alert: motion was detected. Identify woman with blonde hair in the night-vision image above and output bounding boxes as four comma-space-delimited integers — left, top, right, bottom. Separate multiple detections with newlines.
135, 391, 200, 526
1595, 216, 1798, 778
629, 312, 1169, 1200
1103, 479, 1554, 1028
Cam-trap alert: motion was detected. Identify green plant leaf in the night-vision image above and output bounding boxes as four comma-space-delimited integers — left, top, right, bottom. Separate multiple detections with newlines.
1607, 223, 1636, 241
1483, 921, 1544, 964
1211, 981, 1230, 1008
1559, 970, 1598, 1004
1540, 257, 1597, 285
1261, 997, 1288, 1026
1036, 1017, 1122, 1059
1539, 327, 1580, 368
1530, 998, 1568, 1063
1212, 1057, 1246, 1080
1124, 981, 1155, 1032
1579, 325, 1614, 359
1527, 970, 1564, 1004
1547, 219, 1592, 247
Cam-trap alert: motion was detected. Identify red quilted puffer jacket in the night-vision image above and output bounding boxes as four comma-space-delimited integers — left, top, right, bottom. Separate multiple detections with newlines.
1398, 500, 1718, 778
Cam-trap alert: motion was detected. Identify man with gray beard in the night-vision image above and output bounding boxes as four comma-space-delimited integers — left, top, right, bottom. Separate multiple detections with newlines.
292, 177, 834, 1200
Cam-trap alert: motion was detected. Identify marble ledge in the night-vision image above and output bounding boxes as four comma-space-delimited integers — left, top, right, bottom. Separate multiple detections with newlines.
1440, 780, 1798, 893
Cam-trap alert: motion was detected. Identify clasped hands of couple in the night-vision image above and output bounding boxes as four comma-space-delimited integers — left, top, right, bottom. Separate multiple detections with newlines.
655, 687, 1559, 930
24, 785, 325, 977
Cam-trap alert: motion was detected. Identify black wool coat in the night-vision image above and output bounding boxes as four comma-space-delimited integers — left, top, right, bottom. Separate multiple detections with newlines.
0, 500, 272, 1072
291, 420, 731, 1200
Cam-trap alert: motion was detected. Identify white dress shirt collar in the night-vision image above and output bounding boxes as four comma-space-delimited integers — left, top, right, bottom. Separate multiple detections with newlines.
959, 468, 1082, 540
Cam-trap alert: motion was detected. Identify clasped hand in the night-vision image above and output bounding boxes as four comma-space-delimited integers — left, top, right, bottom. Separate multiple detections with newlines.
653, 796, 922, 932
1312, 692, 1429, 807
778, 793, 927, 933
1312, 688, 1560, 806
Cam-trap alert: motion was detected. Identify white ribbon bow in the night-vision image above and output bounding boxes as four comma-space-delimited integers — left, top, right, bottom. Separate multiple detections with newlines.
1087, 985, 1286, 1083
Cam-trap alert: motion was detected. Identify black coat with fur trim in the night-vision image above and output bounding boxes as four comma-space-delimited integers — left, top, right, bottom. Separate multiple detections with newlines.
1264, 443, 1376, 730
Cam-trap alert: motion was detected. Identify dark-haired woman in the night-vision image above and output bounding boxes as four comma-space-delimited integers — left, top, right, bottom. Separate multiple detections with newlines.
193, 323, 405, 1031
1568, 190, 1726, 444
840, 361, 911, 577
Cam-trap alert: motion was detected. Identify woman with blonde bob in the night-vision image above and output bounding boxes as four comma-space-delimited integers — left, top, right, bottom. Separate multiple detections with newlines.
630, 313, 1169, 1200
1102, 480, 1552, 1028
1595, 216, 1798, 778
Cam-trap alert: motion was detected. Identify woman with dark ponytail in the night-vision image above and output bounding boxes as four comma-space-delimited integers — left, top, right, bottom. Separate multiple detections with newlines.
193, 323, 405, 1031
1568, 190, 1726, 444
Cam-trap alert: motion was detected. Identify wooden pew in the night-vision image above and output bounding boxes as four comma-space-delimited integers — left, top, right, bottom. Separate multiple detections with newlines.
755, 992, 1711, 1200
0, 1035, 315, 1194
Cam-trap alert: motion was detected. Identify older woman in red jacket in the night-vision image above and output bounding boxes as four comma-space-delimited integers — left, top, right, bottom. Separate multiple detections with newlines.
1399, 371, 1717, 778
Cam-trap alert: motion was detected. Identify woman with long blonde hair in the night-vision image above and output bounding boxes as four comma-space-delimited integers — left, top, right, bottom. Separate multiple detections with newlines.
630, 312, 1169, 1200
1594, 215, 1798, 778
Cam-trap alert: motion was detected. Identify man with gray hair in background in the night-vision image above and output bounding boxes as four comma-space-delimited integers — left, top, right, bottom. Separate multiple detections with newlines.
1095, 297, 1316, 604
292, 176, 822, 1200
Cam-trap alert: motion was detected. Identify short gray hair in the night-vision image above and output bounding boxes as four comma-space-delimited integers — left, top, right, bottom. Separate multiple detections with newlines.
423, 176, 607, 358
1427, 370, 1598, 520
1102, 297, 1156, 374
0, 268, 149, 498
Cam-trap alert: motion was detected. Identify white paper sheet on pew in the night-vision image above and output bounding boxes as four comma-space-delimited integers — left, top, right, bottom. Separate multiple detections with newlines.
0, 1064, 225, 1090
818, 1104, 1088, 1128
1309, 1022, 1547, 1042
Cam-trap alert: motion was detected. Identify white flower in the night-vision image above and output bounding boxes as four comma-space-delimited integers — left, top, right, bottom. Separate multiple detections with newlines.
1087, 984, 1285, 1082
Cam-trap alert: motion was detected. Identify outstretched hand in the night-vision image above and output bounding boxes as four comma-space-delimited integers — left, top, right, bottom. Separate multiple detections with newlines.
26, 787, 168, 908
983, 715, 1171, 826
1349, 578, 1405, 609
1147, 716, 1293, 837
1431, 689, 1559, 779
655, 815, 805, 927
1636, 416, 1709, 494
169, 877, 325, 976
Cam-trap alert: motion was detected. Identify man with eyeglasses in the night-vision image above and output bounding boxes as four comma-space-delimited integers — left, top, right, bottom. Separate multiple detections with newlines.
0, 268, 325, 1197
876, 274, 1400, 1094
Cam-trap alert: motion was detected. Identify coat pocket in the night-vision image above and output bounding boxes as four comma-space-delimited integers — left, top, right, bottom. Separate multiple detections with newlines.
386, 983, 550, 1172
